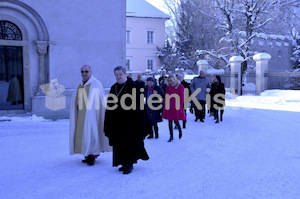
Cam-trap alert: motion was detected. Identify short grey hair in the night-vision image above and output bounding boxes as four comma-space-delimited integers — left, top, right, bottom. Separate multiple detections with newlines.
177, 73, 184, 78
114, 66, 126, 74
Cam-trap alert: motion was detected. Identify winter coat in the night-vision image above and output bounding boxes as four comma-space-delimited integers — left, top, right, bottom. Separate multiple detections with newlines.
181, 80, 191, 95
210, 82, 225, 108
159, 76, 167, 92
190, 76, 211, 101
134, 80, 145, 89
144, 84, 164, 125
162, 84, 186, 121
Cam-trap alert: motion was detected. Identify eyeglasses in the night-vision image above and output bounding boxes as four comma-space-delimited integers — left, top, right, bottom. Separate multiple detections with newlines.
81, 71, 90, 73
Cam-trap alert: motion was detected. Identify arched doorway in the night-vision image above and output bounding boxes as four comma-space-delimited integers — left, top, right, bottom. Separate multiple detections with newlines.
0, 20, 24, 109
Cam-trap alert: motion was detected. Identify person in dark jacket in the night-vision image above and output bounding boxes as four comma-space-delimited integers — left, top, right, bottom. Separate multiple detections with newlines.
134, 74, 145, 89
152, 74, 158, 84
144, 77, 164, 139
104, 66, 149, 174
158, 70, 167, 92
210, 75, 225, 123
177, 74, 190, 128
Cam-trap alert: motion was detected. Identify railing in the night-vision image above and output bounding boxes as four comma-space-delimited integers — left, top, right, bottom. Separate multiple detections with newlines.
267, 71, 300, 90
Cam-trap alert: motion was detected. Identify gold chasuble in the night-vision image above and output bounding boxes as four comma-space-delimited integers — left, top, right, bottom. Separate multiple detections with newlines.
74, 84, 91, 154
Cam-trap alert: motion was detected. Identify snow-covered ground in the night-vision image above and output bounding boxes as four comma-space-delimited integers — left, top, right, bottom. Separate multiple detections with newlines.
0, 90, 300, 199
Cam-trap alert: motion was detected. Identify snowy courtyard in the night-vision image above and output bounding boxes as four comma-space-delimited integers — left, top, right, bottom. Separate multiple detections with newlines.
1, 90, 300, 199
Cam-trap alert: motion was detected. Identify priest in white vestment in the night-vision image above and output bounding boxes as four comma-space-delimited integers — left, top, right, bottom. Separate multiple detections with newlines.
69, 65, 111, 165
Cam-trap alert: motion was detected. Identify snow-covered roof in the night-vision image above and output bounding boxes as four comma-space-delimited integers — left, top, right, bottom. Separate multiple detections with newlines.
126, 0, 170, 19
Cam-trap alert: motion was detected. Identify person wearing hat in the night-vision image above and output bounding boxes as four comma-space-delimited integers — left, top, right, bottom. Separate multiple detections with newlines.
210, 75, 225, 123
144, 77, 165, 139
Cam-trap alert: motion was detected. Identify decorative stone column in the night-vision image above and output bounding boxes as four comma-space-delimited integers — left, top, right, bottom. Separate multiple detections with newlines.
253, 53, 271, 95
196, 60, 209, 74
229, 56, 244, 95
36, 41, 49, 85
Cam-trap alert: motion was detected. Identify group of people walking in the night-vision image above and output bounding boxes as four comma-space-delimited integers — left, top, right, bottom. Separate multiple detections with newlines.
69, 65, 225, 175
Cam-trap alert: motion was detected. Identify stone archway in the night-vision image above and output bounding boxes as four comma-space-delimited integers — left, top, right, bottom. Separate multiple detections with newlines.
0, 0, 50, 110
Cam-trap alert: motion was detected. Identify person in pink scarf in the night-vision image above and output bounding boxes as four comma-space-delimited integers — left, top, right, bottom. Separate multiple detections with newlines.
162, 74, 186, 142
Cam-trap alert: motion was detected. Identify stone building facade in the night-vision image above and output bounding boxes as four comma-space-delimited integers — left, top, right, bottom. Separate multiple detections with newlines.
0, 0, 126, 118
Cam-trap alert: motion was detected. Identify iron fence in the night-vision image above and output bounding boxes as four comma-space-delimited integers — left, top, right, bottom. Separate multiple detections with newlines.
267, 71, 300, 90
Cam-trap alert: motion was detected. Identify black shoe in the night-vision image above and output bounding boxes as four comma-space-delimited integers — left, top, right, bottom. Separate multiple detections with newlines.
194, 118, 198, 122
200, 119, 204, 122
177, 125, 182, 139
86, 156, 96, 166
123, 165, 133, 174
155, 135, 159, 139
147, 135, 154, 139
220, 117, 223, 122
215, 120, 219, 123
118, 166, 125, 171
167, 136, 174, 142
179, 131, 182, 139
82, 156, 88, 163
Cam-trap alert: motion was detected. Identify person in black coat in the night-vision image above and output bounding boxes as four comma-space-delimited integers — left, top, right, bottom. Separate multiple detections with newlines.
134, 74, 145, 89
158, 70, 167, 92
104, 66, 149, 174
177, 74, 190, 128
144, 77, 164, 139
210, 75, 225, 123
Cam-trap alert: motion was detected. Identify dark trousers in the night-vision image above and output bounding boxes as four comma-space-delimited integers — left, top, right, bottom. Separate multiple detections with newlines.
214, 107, 224, 122
195, 100, 206, 120
149, 123, 158, 137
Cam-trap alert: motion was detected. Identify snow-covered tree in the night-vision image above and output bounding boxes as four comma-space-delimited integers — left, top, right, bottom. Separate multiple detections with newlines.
161, 0, 300, 74
161, 0, 219, 72
156, 39, 180, 72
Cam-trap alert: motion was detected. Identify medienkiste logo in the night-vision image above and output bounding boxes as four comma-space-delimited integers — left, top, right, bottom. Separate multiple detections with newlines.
40, 79, 66, 111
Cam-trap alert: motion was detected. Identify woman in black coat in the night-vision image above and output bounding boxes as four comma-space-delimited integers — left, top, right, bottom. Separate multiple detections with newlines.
210, 75, 225, 123
144, 77, 164, 139
104, 66, 149, 174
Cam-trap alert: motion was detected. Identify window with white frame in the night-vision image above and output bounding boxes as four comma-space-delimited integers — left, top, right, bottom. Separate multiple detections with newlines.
147, 30, 155, 44
126, 57, 132, 70
126, 29, 132, 44
146, 58, 155, 70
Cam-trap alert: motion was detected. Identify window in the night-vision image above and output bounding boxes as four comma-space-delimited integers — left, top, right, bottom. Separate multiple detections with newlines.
126, 57, 132, 70
147, 30, 154, 44
126, 29, 132, 44
146, 58, 154, 70
0, 21, 22, 40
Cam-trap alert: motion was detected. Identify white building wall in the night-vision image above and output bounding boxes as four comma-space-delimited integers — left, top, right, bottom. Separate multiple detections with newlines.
126, 17, 166, 72
20, 0, 126, 89
0, 0, 125, 117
